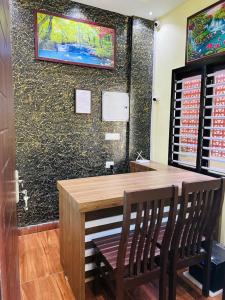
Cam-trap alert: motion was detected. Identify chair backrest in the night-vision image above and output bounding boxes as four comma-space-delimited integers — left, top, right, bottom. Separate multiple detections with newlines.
116, 185, 178, 280
171, 178, 225, 259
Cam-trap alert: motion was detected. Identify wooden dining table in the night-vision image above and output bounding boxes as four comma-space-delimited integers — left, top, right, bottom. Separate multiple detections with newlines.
57, 160, 214, 300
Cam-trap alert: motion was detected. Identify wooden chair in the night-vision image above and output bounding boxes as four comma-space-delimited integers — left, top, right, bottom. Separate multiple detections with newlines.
93, 185, 179, 300
168, 178, 225, 300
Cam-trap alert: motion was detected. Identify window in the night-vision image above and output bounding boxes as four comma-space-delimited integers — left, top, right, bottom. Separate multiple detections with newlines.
169, 62, 225, 177
170, 74, 201, 169
202, 70, 225, 175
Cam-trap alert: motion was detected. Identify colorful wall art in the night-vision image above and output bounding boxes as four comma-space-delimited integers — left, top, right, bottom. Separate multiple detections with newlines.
186, 1, 225, 64
35, 10, 116, 69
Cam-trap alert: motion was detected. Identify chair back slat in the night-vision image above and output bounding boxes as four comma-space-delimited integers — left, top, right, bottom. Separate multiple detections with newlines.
186, 191, 202, 256
204, 190, 216, 236
171, 178, 225, 259
143, 200, 157, 273
149, 199, 164, 270
129, 201, 143, 275
136, 201, 151, 275
190, 190, 204, 255
116, 185, 178, 280
196, 190, 209, 252
180, 193, 197, 258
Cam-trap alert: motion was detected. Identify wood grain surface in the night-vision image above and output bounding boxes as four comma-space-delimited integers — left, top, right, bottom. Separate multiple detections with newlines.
57, 161, 214, 212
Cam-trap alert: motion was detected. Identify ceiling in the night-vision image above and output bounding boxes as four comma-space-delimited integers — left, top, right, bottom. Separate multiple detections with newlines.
72, 0, 187, 20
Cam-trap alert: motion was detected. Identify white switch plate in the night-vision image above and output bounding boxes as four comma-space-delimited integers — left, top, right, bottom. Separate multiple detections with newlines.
105, 161, 114, 169
105, 133, 120, 141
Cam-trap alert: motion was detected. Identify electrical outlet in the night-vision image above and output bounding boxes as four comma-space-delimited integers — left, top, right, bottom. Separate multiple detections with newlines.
105, 161, 114, 169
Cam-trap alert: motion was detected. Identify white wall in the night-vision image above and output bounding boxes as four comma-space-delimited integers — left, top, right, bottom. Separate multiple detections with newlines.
151, 0, 225, 242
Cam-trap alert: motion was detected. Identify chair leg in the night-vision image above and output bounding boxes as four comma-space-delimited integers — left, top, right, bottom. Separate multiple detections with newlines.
115, 287, 125, 300
159, 272, 167, 300
202, 258, 211, 297
202, 242, 212, 297
105, 290, 115, 300
168, 268, 177, 300
115, 279, 125, 300
223, 272, 225, 300
93, 253, 101, 295
93, 275, 101, 295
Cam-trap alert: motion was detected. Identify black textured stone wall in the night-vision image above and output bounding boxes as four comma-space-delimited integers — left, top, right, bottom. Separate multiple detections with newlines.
10, 0, 154, 226
129, 17, 154, 160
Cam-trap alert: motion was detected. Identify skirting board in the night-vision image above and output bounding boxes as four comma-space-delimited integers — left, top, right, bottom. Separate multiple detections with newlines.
183, 271, 223, 298
18, 220, 59, 236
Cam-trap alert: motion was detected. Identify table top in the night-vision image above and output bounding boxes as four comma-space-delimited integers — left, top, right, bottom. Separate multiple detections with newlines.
57, 161, 214, 212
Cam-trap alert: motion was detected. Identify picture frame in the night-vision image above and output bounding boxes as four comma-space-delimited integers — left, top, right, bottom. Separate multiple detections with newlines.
34, 10, 116, 70
75, 89, 91, 114
186, 0, 225, 64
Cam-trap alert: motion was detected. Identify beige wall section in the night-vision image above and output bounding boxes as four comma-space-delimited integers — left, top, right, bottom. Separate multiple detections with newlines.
151, 0, 225, 242
151, 0, 217, 164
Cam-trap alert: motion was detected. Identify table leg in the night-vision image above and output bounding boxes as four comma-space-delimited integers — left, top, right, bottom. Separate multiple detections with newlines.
59, 190, 85, 300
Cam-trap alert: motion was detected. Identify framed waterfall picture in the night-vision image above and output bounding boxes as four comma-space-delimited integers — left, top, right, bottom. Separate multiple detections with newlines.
34, 10, 116, 69
186, 0, 225, 64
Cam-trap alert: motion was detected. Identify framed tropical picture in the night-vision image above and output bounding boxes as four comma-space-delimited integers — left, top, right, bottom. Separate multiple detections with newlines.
186, 0, 225, 64
34, 10, 116, 69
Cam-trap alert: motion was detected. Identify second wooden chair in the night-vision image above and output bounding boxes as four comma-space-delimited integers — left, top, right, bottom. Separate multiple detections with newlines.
168, 178, 225, 300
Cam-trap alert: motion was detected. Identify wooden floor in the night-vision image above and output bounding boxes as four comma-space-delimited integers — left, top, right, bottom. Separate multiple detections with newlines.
19, 229, 222, 300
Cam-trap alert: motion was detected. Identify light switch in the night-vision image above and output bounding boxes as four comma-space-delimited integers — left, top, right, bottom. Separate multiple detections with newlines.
105, 133, 120, 141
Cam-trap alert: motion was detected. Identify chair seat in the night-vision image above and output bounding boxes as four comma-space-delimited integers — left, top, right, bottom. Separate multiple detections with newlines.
93, 232, 160, 270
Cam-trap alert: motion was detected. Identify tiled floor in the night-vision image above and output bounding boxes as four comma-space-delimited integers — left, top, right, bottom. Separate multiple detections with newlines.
18, 229, 222, 299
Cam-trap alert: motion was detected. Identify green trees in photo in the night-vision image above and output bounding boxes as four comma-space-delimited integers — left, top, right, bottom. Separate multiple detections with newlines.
37, 12, 114, 59
190, 12, 210, 43
214, 4, 225, 20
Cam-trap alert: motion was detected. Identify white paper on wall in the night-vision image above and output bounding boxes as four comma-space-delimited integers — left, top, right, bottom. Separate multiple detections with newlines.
75, 89, 91, 114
